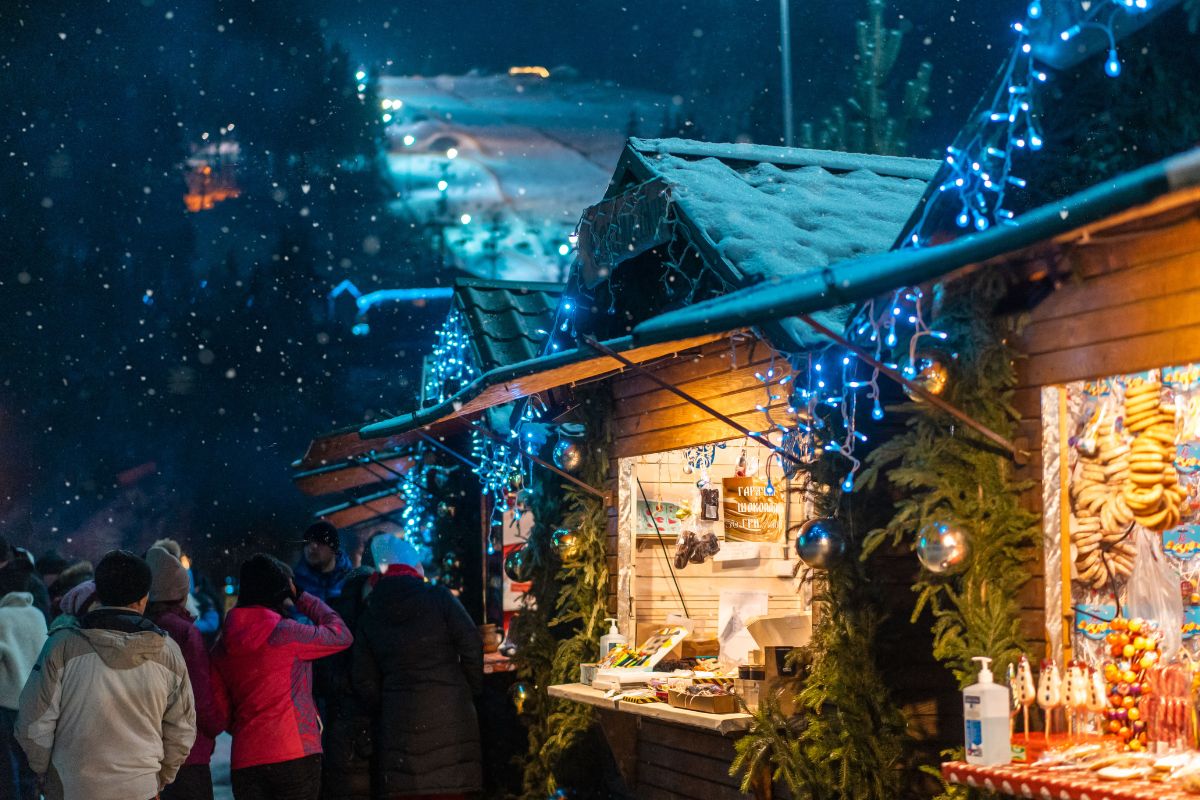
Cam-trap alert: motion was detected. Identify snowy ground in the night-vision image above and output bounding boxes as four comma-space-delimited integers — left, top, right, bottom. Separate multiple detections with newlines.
212, 733, 233, 800
377, 73, 674, 282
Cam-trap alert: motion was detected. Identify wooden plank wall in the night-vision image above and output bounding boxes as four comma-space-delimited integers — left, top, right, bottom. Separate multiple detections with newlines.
629, 443, 808, 638
1013, 213, 1200, 654
605, 336, 794, 615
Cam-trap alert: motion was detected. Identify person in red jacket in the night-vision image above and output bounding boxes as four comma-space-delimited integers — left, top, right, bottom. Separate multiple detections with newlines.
146, 546, 225, 800
212, 553, 352, 800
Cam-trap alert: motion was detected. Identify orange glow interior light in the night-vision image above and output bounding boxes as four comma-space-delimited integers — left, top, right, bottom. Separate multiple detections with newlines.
508, 66, 549, 78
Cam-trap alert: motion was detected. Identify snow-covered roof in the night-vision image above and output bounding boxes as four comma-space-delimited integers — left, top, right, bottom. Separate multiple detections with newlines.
624, 138, 937, 286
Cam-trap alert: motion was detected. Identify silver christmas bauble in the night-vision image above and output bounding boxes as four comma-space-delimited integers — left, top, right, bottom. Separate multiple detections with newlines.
794, 517, 846, 570
901, 351, 950, 399
916, 521, 969, 574
552, 439, 583, 473
504, 544, 534, 583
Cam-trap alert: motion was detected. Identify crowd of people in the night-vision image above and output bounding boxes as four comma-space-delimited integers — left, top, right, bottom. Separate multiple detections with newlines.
0, 522, 484, 800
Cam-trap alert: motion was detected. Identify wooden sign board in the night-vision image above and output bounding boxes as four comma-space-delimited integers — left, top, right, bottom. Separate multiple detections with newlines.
721, 477, 783, 543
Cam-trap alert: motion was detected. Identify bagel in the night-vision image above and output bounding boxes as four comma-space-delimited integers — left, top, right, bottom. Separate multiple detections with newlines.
1124, 483, 1164, 507
1125, 398, 1160, 416
1135, 505, 1171, 530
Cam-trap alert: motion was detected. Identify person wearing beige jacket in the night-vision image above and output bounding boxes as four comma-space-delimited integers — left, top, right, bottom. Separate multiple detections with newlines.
15, 550, 196, 800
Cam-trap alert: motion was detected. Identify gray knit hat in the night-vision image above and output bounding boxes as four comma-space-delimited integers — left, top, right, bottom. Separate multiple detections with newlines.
146, 546, 190, 603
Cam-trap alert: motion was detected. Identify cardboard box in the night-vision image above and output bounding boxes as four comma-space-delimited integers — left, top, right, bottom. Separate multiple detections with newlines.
745, 613, 812, 648
667, 688, 739, 715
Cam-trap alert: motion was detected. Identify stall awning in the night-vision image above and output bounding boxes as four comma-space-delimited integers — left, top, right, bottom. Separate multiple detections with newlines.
631, 148, 1200, 347
314, 485, 407, 530
293, 450, 414, 497
359, 332, 728, 441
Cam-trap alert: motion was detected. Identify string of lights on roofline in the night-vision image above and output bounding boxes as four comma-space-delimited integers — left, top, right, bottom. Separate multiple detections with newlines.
907, 0, 1154, 243
433, 0, 1150, 505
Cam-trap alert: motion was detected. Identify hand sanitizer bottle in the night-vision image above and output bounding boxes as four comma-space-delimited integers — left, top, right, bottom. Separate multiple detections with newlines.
964, 656, 1011, 766
600, 618, 627, 656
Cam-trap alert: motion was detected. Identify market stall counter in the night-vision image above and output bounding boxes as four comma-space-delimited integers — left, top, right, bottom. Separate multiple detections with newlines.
942, 760, 1198, 799
548, 682, 758, 800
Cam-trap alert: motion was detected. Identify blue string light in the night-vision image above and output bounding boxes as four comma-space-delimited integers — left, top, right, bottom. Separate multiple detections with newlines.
423, 308, 479, 407
907, 0, 1155, 246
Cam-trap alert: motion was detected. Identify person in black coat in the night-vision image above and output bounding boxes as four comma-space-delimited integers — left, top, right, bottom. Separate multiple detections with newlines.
351, 535, 482, 800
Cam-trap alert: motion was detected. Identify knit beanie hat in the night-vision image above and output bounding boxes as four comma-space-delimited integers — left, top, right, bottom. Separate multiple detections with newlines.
60, 580, 97, 617
94, 550, 152, 607
146, 547, 190, 603
370, 535, 424, 576
237, 553, 294, 608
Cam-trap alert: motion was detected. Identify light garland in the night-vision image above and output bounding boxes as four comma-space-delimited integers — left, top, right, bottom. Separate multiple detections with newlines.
423, 307, 478, 407
907, 0, 1156, 244
471, 422, 527, 515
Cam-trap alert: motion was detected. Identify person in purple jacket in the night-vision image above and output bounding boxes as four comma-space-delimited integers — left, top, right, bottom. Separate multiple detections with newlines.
146, 546, 225, 800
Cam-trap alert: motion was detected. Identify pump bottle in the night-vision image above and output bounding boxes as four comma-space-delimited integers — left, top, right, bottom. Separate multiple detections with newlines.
964, 656, 1011, 766
600, 618, 627, 656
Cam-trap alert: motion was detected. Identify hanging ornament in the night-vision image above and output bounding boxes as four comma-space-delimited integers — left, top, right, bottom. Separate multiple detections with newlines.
436, 501, 455, 519
507, 470, 525, 492
510, 682, 531, 715
736, 449, 748, 477
916, 520, 970, 574
794, 517, 846, 570
552, 528, 580, 560
901, 351, 950, 399
441, 551, 461, 572
504, 544, 534, 583
552, 422, 586, 473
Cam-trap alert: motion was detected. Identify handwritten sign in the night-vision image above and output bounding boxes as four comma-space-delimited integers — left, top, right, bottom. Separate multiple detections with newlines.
721, 477, 783, 543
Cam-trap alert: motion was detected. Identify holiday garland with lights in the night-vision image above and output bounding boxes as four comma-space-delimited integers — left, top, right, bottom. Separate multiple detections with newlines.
860, 271, 1039, 692
508, 389, 612, 800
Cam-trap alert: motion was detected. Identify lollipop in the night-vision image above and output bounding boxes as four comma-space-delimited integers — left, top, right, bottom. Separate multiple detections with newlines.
1038, 660, 1063, 741
1065, 662, 1089, 738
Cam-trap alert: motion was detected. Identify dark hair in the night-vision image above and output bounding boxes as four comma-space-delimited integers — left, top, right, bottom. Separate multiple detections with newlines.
304, 520, 340, 552
237, 553, 294, 611
94, 550, 153, 608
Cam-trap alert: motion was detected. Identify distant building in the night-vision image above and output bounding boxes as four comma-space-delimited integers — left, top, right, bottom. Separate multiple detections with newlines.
183, 138, 240, 213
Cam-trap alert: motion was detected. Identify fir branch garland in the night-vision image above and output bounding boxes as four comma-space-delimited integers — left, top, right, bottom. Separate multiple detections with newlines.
513, 388, 612, 800
860, 271, 1039, 690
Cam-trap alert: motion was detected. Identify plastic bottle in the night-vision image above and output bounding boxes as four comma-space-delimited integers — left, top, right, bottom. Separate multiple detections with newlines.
600, 618, 627, 656
964, 656, 1011, 766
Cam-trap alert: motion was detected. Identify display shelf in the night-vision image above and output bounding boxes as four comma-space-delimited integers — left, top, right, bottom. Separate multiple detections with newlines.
548, 683, 752, 735
942, 760, 1197, 799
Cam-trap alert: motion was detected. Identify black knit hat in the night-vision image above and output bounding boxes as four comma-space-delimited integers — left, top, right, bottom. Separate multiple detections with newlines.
237, 554, 294, 608
94, 550, 153, 607
303, 520, 340, 552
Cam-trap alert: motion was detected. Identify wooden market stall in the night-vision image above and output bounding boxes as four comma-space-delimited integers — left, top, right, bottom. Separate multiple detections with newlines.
628, 143, 1200, 796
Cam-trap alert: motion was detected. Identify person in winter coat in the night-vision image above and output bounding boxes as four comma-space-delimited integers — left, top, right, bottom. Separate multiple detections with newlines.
15, 549, 197, 800
0, 538, 51, 624
293, 521, 354, 603
319, 532, 388, 800
147, 546, 225, 800
212, 553, 353, 800
352, 536, 483, 800
0, 591, 48, 800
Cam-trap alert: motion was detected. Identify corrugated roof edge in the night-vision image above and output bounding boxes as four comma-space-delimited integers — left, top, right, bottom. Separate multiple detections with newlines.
453, 276, 565, 293
628, 137, 940, 181
631, 147, 1200, 346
